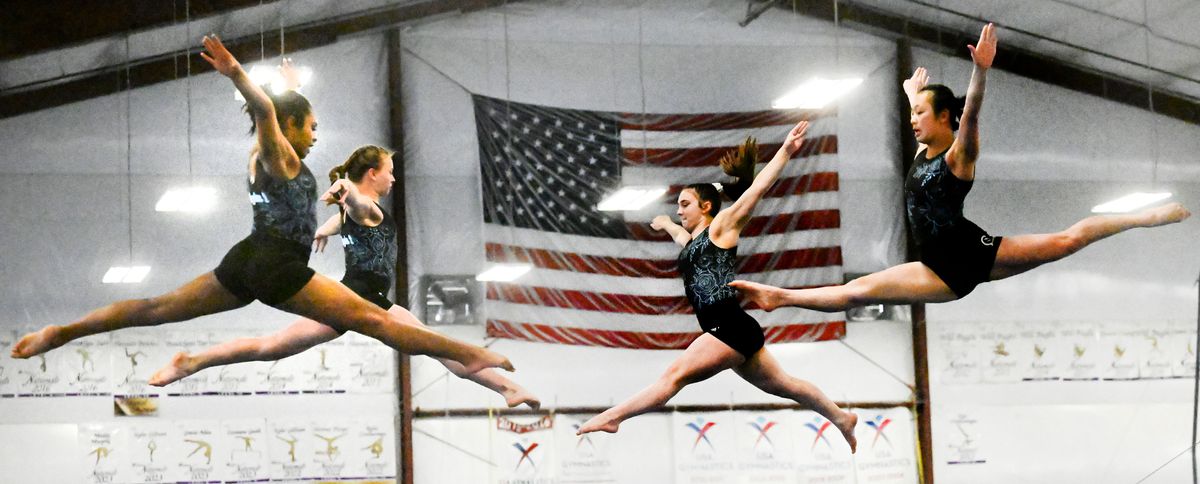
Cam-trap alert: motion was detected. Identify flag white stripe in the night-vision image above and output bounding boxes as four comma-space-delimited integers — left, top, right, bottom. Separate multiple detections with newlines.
621, 154, 837, 186
487, 301, 840, 332
483, 224, 842, 259
510, 266, 844, 297
623, 192, 839, 223
619, 119, 837, 149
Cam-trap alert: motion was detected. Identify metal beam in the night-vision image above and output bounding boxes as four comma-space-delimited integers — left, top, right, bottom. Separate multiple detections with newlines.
414, 400, 916, 419
0, 0, 507, 118
789, 0, 1200, 126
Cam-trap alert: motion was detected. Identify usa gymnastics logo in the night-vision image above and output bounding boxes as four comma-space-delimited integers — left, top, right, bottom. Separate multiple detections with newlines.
804, 417, 834, 450
685, 417, 717, 451
865, 415, 894, 450
512, 441, 539, 471
747, 416, 778, 450
571, 423, 595, 451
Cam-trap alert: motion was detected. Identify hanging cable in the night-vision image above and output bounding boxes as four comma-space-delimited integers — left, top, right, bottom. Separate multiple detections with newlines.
125, 34, 134, 265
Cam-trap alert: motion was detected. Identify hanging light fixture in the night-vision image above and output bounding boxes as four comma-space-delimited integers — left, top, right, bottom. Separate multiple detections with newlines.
106, 34, 151, 284
157, 0, 217, 214
1092, 3, 1170, 214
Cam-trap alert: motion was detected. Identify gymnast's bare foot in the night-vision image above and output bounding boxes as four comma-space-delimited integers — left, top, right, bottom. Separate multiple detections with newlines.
149, 352, 199, 386
836, 411, 859, 454
728, 280, 788, 312
504, 386, 542, 410
1142, 202, 1190, 227
577, 412, 621, 435
462, 347, 515, 375
11, 325, 65, 359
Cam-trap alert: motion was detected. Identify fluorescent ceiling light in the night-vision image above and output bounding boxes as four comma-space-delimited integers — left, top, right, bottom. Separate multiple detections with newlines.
476, 263, 532, 282
103, 266, 150, 284
1091, 192, 1171, 214
237, 64, 313, 99
597, 186, 668, 211
772, 78, 863, 109
156, 186, 217, 213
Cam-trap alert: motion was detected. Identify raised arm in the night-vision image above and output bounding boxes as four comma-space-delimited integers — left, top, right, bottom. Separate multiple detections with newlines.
200, 35, 300, 179
651, 215, 692, 247
320, 179, 384, 227
903, 67, 931, 154
709, 121, 808, 244
947, 23, 995, 176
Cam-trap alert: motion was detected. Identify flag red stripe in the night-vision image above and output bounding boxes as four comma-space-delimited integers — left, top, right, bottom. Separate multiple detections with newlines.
629, 209, 840, 241
618, 109, 833, 131
486, 320, 847, 348
485, 243, 842, 278
487, 282, 843, 314
623, 135, 838, 167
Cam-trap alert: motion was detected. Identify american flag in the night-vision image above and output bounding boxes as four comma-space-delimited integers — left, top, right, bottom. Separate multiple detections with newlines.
475, 94, 845, 349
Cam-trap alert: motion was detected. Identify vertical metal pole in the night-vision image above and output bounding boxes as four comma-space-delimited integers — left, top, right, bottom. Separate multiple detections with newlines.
386, 27, 414, 484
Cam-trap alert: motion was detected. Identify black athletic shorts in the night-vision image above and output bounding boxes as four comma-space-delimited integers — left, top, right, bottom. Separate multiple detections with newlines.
918, 219, 1002, 298
695, 298, 765, 358
214, 232, 315, 306
341, 271, 393, 311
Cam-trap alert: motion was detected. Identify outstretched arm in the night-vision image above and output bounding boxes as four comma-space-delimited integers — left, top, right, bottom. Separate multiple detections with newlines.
651, 215, 692, 247
710, 121, 808, 243
313, 214, 343, 253
948, 23, 995, 176
903, 67, 931, 154
320, 179, 384, 227
200, 35, 300, 179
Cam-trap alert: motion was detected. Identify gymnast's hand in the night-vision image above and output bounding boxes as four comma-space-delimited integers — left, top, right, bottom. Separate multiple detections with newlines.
320, 179, 354, 206
650, 215, 673, 231
313, 232, 331, 253
200, 35, 241, 78
780, 120, 808, 157
968, 23, 997, 69
280, 57, 302, 91
903, 67, 929, 98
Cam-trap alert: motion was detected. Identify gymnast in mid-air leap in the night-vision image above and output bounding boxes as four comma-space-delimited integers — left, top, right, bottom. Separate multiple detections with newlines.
731, 23, 1190, 312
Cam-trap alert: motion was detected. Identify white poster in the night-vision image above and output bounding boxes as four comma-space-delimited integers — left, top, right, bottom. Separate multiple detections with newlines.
1167, 323, 1197, 379
13, 327, 73, 396
734, 410, 796, 483
556, 414, 615, 483
159, 330, 212, 396
795, 410, 855, 484
1100, 323, 1140, 381
127, 422, 180, 484
112, 330, 168, 397
58, 335, 111, 396
175, 420, 225, 482
852, 407, 918, 484
980, 324, 1022, 383
78, 423, 130, 484
306, 420, 354, 479
346, 332, 396, 394
673, 411, 736, 484
268, 419, 313, 480
255, 351, 306, 395
1139, 327, 1174, 379
1018, 326, 1061, 381
492, 415, 557, 484
940, 411, 986, 465
346, 416, 397, 480
936, 327, 980, 385
0, 329, 15, 397
1061, 324, 1101, 381
301, 338, 352, 394
222, 419, 270, 483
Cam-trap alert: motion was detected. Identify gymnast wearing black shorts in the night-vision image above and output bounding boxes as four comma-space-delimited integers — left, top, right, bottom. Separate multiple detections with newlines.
576, 121, 859, 453
12, 35, 512, 377
731, 23, 1189, 311
149, 146, 539, 409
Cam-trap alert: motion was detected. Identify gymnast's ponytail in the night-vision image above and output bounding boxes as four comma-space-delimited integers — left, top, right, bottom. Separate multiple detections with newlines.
718, 136, 758, 202
329, 145, 390, 184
